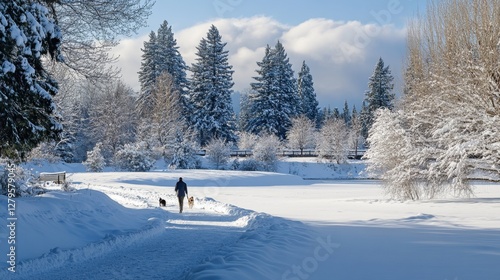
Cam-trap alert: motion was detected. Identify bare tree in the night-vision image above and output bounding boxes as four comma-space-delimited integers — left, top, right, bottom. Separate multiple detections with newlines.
42, 0, 154, 81
87, 81, 137, 161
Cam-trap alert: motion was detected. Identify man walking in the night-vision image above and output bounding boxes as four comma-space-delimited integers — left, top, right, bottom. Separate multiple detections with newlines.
175, 177, 188, 213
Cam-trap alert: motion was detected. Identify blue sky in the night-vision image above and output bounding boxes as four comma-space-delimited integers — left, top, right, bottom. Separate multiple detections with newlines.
114, 0, 426, 110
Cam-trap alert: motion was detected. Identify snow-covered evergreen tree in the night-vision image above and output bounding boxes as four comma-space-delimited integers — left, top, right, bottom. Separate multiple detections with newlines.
0, 0, 63, 160
247, 42, 299, 139
137, 31, 159, 115
114, 142, 155, 172
362, 57, 395, 139
188, 25, 237, 146
342, 101, 351, 126
297, 61, 319, 123
167, 127, 200, 170
137, 21, 188, 117
83, 143, 105, 172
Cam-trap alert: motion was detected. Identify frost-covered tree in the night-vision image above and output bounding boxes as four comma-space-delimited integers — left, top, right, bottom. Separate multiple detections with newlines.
0, 0, 63, 160
362, 58, 395, 139
137, 21, 188, 117
247, 42, 299, 139
83, 143, 105, 172
237, 131, 258, 150
366, 0, 500, 200
253, 134, 281, 172
205, 138, 231, 169
317, 118, 349, 164
189, 25, 237, 146
297, 61, 319, 123
287, 116, 317, 155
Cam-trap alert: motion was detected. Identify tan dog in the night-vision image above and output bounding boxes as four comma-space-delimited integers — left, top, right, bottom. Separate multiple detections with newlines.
187, 196, 194, 209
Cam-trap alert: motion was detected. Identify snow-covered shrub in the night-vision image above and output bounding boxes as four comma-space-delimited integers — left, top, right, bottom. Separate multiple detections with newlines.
0, 162, 45, 197
83, 143, 105, 172
238, 158, 262, 171
253, 134, 281, 172
114, 142, 155, 172
205, 138, 231, 169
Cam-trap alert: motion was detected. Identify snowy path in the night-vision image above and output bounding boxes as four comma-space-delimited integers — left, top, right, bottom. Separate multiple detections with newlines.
23, 209, 248, 280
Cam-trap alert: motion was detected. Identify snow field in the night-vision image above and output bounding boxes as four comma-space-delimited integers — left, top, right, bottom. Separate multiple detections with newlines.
1, 167, 499, 279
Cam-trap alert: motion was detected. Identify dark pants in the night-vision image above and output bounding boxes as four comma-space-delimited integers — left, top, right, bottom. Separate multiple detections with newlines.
177, 196, 185, 213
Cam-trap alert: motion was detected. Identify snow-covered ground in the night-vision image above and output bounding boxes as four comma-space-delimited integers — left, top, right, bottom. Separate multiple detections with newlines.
1, 159, 500, 279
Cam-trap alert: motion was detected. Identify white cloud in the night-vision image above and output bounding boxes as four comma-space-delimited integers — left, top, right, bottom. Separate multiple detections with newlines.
111, 16, 406, 109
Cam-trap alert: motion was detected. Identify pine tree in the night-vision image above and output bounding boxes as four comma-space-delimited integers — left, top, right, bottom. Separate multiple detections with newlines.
188, 25, 237, 146
0, 0, 63, 160
137, 21, 188, 117
342, 101, 351, 126
137, 31, 159, 115
247, 41, 299, 139
362, 57, 395, 139
297, 61, 319, 123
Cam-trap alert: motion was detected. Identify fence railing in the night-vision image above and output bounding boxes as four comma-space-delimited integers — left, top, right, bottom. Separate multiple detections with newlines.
196, 149, 366, 159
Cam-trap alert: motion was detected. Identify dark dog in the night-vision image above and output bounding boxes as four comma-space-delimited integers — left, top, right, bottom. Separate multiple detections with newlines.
159, 197, 166, 207
187, 196, 194, 209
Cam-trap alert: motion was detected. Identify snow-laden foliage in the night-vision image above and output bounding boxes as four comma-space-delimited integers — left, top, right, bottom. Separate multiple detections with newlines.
317, 118, 349, 164
361, 58, 395, 139
367, 0, 500, 200
83, 143, 105, 172
237, 131, 258, 150
188, 25, 237, 146
0, 162, 44, 197
247, 42, 299, 140
166, 128, 200, 170
114, 142, 155, 172
205, 138, 232, 169
137, 21, 188, 117
252, 134, 281, 172
297, 61, 319, 124
0, 0, 63, 160
286, 115, 317, 154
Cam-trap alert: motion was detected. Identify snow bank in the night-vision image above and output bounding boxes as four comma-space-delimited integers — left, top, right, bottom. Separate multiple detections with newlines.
0, 189, 168, 277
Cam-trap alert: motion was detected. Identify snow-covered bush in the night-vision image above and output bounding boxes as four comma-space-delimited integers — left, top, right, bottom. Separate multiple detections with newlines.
253, 134, 281, 172
205, 138, 231, 169
83, 143, 105, 172
0, 162, 45, 197
114, 142, 155, 172
237, 158, 262, 171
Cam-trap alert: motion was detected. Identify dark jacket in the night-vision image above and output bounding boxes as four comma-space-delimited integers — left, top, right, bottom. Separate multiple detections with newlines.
175, 179, 188, 197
